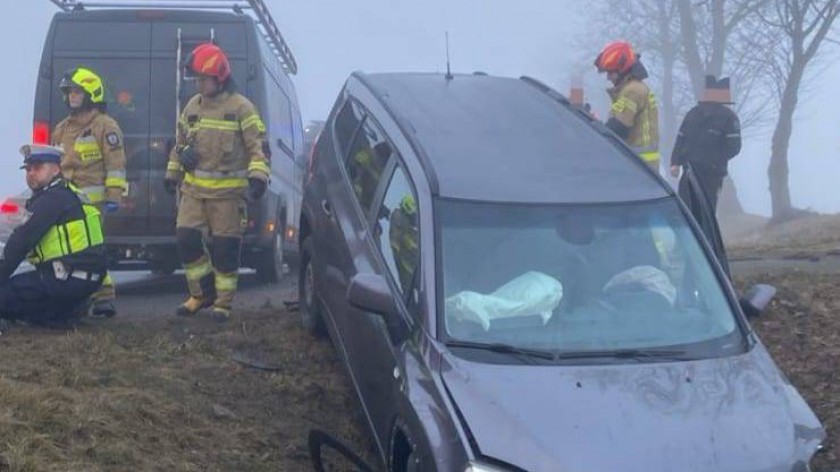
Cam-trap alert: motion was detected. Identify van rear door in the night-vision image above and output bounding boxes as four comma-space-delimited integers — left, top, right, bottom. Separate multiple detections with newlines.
49, 18, 152, 238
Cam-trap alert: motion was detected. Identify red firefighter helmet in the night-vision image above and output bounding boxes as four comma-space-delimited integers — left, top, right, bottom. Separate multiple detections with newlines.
187, 42, 231, 82
594, 41, 637, 74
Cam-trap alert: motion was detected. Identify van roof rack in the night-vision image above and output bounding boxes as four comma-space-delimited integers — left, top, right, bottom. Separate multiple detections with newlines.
47, 0, 298, 74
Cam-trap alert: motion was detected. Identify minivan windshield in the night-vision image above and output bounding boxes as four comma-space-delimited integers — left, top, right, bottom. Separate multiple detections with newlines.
438, 198, 744, 360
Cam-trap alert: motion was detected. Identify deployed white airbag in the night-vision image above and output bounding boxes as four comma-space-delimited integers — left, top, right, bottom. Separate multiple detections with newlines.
445, 271, 563, 331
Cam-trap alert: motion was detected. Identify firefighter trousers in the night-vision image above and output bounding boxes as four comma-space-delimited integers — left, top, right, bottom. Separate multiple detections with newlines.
90, 202, 116, 303
0, 269, 102, 326
175, 193, 246, 310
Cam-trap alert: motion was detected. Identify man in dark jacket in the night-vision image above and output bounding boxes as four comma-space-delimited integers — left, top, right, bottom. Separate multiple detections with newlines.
0, 144, 108, 326
670, 75, 742, 212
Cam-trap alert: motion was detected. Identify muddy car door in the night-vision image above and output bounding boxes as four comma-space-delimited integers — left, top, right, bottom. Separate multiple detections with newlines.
328, 115, 402, 440
346, 160, 420, 447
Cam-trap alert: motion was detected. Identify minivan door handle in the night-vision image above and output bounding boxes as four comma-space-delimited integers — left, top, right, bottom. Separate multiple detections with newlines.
320, 200, 332, 217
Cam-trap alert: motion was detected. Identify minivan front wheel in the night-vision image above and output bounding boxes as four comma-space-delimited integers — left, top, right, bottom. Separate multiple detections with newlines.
299, 238, 325, 337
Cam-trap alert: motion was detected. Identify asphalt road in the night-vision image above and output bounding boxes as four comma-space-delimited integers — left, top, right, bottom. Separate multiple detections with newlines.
109, 269, 298, 319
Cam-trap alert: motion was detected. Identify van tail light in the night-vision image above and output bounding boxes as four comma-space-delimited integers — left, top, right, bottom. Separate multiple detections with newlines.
0, 200, 20, 215
33, 121, 50, 145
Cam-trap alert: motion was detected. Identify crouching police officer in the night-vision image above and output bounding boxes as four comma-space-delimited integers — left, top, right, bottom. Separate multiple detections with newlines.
0, 145, 107, 326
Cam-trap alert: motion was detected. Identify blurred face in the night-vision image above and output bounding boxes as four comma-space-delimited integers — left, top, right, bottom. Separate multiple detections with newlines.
607, 71, 621, 86
25, 162, 60, 190
67, 86, 86, 109
196, 75, 220, 97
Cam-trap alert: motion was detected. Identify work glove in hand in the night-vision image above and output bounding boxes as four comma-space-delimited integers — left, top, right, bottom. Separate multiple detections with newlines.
177, 145, 199, 172
103, 201, 120, 214
248, 178, 266, 200
164, 178, 179, 195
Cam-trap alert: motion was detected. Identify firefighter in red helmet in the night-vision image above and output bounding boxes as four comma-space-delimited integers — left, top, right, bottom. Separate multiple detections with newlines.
164, 42, 270, 322
595, 41, 661, 172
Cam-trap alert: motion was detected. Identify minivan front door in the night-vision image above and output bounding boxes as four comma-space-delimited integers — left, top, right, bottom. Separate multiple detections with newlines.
343, 162, 419, 450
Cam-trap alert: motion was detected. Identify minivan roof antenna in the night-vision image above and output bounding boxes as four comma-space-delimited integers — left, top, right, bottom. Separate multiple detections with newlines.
445, 31, 453, 81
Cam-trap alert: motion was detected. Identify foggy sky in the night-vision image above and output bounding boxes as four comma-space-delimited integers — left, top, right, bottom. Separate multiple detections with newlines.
1, 0, 837, 215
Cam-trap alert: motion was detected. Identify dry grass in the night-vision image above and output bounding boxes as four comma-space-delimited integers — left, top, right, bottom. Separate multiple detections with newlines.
0, 308, 374, 471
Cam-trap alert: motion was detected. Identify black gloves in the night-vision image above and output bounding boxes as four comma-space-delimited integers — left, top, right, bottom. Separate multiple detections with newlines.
164, 178, 179, 195
177, 144, 199, 172
248, 178, 266, 200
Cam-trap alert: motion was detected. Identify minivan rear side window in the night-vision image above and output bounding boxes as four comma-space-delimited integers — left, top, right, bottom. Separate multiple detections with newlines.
333, 99, 364, 157
344, 119, 393, 213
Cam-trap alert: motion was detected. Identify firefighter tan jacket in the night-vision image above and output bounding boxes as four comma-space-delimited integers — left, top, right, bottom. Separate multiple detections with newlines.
608, 77, 660, 163
166, 91, 270, 199
52, 108, 127, 204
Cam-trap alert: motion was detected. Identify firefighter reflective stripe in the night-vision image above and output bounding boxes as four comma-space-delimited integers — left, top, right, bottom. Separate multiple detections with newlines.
631, 144, 660, 163
184, 255, 213, 282
638, 151, 661, 163
196, 118, 239, 131
167, 161, 184, 172
27, 203, 104, 264
74, 136, 102, 162
184, 172, 248, 189
639, 92, 655, 149
215, 271, 238, 292
79, 185, 105, 203
192, 170, 248, 179
105, 170, 127, 189
248, 161, 270, 175
240, 114, 266, 132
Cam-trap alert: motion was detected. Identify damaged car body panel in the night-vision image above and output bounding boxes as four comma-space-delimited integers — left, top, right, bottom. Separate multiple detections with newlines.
440, 343, 823, 471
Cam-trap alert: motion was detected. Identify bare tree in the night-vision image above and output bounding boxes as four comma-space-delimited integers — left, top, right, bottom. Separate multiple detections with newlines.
757, 0, 840, 221
678, 0, 770, 96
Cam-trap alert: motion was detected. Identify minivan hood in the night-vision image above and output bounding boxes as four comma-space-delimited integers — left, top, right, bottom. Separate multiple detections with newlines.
440, 345, 823, 472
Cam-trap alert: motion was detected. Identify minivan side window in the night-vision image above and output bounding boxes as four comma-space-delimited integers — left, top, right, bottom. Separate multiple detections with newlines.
333, 100, 364, 157
344, 119, 393, 213
374, 166, 419, 297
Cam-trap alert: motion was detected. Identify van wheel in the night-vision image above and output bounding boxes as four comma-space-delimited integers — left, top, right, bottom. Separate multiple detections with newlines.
256, 228, 285, 284
299, 238, 325, 336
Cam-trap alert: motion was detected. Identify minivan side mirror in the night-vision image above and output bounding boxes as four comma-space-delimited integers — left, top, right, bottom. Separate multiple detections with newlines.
347, 273, 410, 344
347, 273, 397, 317
740, 284, 777, 318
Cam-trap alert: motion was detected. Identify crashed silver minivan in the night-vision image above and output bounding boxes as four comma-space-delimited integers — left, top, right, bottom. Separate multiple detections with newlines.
299, 72, 824, 472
